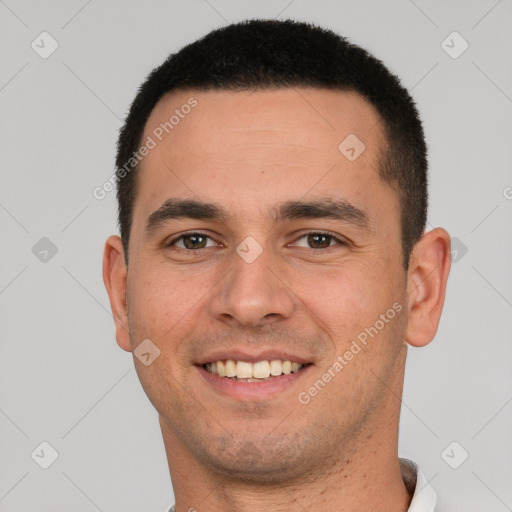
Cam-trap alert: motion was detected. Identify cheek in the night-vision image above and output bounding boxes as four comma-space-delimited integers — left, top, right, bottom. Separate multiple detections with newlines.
293, 262, 405, 369
298, 262, 395, 327
126, 265, 207, 340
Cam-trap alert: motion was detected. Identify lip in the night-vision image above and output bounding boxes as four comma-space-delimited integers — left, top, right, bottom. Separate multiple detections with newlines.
196, 363, 313, 401
195, 349, 312, 366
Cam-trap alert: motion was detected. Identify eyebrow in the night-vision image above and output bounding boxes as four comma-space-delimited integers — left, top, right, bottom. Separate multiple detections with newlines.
144, 197, 371, 233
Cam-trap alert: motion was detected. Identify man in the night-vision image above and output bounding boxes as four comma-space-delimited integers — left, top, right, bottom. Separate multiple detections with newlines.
103, 19, 451, 512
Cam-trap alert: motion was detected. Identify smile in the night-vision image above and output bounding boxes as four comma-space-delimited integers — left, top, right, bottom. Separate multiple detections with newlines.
203, 359, 306, 382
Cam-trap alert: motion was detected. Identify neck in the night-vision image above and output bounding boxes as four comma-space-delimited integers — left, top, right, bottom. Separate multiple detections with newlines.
164, 438, 412, 512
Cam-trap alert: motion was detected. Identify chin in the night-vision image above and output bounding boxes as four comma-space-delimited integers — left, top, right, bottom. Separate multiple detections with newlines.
207, 457, 306, 485
195, 436, 312, 485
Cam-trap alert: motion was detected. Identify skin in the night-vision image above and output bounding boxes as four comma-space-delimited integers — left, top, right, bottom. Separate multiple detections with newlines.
103, 88, 451, 512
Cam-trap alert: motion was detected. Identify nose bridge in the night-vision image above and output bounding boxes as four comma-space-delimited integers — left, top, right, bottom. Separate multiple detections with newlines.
209, 237, 295, 326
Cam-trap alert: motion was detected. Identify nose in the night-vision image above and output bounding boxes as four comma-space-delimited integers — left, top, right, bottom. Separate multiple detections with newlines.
208, 244, 296, 328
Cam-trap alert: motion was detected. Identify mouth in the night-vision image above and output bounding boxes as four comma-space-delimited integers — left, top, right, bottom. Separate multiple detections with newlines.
202, 359, 311, 382
194, 349, 314, 400
196, 356, 313, 401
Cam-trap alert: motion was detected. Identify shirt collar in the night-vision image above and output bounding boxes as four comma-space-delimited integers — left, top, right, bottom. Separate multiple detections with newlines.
400, 457, 437, 512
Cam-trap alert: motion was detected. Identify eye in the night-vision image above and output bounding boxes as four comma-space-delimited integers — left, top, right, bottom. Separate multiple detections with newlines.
164, 231, 346, 251
292, 232, 345, 249
165, 232, 217, 250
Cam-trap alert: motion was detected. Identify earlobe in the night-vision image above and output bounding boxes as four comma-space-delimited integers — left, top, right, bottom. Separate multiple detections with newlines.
102, 235, 132, 352
405, 228, 452, 347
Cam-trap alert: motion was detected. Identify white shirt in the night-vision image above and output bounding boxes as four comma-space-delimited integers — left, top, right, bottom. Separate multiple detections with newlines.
168, 457, 437, 512
400, 458, 437, 511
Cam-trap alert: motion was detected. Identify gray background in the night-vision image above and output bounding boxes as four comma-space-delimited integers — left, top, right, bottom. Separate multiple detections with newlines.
1, 0, 511, 510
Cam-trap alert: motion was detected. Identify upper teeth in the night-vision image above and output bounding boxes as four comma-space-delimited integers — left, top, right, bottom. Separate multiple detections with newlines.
205, 360, 303, 379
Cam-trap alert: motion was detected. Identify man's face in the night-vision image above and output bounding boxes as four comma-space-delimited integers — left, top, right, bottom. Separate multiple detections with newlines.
122, 88, 409, 481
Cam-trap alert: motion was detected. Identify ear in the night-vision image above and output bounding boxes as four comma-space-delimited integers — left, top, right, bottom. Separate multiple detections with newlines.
405, 228, 451, 347
102, 235, 132, 352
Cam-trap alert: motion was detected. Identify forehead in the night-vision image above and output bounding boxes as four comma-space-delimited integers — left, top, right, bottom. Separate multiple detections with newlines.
134, 87, 392, 226
143, 87, 384, 157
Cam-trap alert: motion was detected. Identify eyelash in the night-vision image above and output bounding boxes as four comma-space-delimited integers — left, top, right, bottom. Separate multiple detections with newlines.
164, 231, 346, 251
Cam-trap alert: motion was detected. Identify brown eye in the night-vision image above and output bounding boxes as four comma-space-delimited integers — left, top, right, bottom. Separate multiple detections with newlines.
307, 234, 332, 249
166, 233, 214, 250
293, 232, 343, 249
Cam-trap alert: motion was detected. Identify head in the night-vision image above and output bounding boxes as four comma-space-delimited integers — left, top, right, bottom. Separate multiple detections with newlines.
115, 19, 428, 271
103, 19, 450, 484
